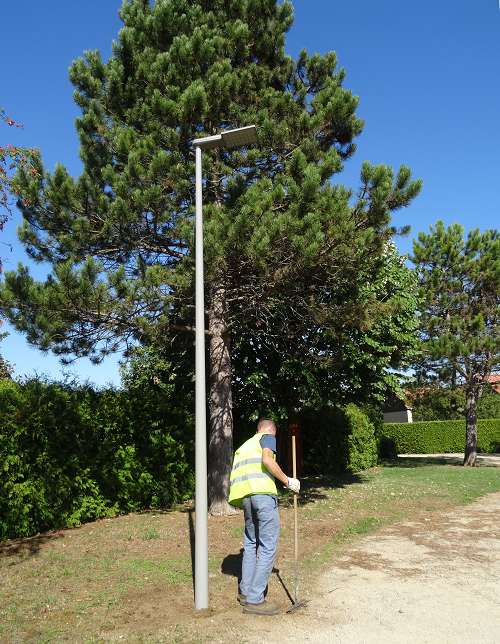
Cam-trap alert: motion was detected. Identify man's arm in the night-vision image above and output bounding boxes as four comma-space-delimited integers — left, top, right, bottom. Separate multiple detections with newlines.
262, 447, 289, 486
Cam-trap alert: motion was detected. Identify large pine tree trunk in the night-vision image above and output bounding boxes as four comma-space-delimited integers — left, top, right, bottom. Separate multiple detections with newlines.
463, 386, 479, 466
207, 283, 237, 515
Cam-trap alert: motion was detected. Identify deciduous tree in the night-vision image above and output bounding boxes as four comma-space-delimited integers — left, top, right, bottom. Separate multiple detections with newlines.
0, 109, 38, 264
232, 242, 420, 426
0, 108, 38, 375
0, 325, 13, 380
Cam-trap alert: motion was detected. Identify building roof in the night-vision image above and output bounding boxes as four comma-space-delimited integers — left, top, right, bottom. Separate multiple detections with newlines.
383, 393, 411, 412
486, 373, 500, 394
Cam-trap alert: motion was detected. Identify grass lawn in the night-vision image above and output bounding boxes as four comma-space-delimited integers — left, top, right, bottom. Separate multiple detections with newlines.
1, 463, 499, 643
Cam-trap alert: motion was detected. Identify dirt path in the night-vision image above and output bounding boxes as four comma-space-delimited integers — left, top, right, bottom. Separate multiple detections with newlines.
242, 492, 500, 644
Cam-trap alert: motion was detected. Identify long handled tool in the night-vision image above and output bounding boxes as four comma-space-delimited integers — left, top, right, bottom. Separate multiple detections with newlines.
286, 433, 308, 614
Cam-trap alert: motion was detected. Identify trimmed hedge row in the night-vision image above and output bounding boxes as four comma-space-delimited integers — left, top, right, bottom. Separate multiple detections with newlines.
380, 419, 500, 456
300, 404, 378, 474
0, 378, 194, 540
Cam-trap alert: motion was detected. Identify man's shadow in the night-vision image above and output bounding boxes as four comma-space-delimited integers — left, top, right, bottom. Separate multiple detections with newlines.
221, 549, 243, 580
220, 550, 292, 604
187, 511, 248, 598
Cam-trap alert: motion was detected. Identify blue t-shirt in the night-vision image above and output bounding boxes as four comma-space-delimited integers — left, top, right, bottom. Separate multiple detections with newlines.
260, 434, 277, 453
260, 434, 277, 496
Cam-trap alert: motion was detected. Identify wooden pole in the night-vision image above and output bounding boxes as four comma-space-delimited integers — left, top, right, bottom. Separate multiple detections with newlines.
292, 434, 298, 603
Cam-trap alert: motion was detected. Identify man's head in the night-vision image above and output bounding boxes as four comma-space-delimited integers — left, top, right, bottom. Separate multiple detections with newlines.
257, 418, 277, 435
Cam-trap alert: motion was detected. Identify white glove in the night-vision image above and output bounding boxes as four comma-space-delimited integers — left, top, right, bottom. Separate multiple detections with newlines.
287, 477, 300, 494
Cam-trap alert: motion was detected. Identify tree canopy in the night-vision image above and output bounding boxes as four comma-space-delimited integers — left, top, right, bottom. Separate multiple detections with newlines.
412, 221, 500, 464
0, 109, 39, 265
232, 241, 420, 427
0, 108, 39, 375
408, 383, 500, 422
1, 0, 421, 511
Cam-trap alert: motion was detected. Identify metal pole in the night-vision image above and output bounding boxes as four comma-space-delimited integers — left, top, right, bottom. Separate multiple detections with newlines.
194, 143, 208, 610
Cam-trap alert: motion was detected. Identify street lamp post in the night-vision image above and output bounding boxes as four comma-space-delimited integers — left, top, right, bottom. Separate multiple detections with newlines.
192, 125, 257, 610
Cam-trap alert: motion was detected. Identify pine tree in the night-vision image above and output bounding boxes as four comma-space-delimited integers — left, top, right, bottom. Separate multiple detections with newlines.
412, 221, 500, 465
1, 0, 420, 513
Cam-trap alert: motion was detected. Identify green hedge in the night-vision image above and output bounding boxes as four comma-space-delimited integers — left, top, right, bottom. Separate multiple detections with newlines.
0, 378, 194, 540
380, 419, 500, 456
300, 403, 378, 474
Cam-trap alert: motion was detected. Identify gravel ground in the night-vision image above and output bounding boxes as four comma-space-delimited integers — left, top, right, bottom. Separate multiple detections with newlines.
244, 492, 500, 644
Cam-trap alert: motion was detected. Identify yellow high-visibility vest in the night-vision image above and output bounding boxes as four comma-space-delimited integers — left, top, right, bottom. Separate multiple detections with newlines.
228, 432, 278, 508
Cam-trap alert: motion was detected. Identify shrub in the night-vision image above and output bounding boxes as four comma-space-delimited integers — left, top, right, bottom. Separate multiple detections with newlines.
0, 377, 194, 540
344, 404, 379, 472
301, 404, 378, 474
380, 418, 500, 456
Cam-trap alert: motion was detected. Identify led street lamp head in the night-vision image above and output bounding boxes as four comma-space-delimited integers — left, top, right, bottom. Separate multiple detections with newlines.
193, 125, 257, 149
221, 125, 258, 148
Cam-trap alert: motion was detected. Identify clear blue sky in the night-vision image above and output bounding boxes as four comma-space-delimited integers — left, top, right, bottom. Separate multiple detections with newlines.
1, 0, 499, 387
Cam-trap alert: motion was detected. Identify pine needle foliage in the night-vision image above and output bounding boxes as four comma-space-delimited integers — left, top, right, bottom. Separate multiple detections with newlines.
0, 0, 421, 511
412, 221, 500, 465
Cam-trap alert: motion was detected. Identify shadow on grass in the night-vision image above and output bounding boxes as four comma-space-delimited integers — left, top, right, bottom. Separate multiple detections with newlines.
382, 457, 464, 468
0, 532, 64, 562
403, 457, 462, 467
219, 553, 294, 607
220, 549, 241, 602
221, 548, 243, 579
392, 455, 500, 468
221, 550, 278, 602
136, 506, 185, 515
187, 508, 195, 597
278, 471, 367, 508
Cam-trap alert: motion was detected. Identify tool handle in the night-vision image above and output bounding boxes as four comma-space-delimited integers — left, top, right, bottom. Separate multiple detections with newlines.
292, 434, 298, 602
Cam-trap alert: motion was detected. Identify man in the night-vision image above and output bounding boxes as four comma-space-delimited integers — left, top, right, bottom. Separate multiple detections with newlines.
228, 418, 300, 616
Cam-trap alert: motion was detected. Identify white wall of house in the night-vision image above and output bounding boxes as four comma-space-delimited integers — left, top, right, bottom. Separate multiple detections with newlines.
383, 409, 413, 423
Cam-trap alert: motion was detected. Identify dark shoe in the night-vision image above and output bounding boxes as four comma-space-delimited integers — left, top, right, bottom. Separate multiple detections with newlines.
238, 593, 247, 605
242, 600, 280, 616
